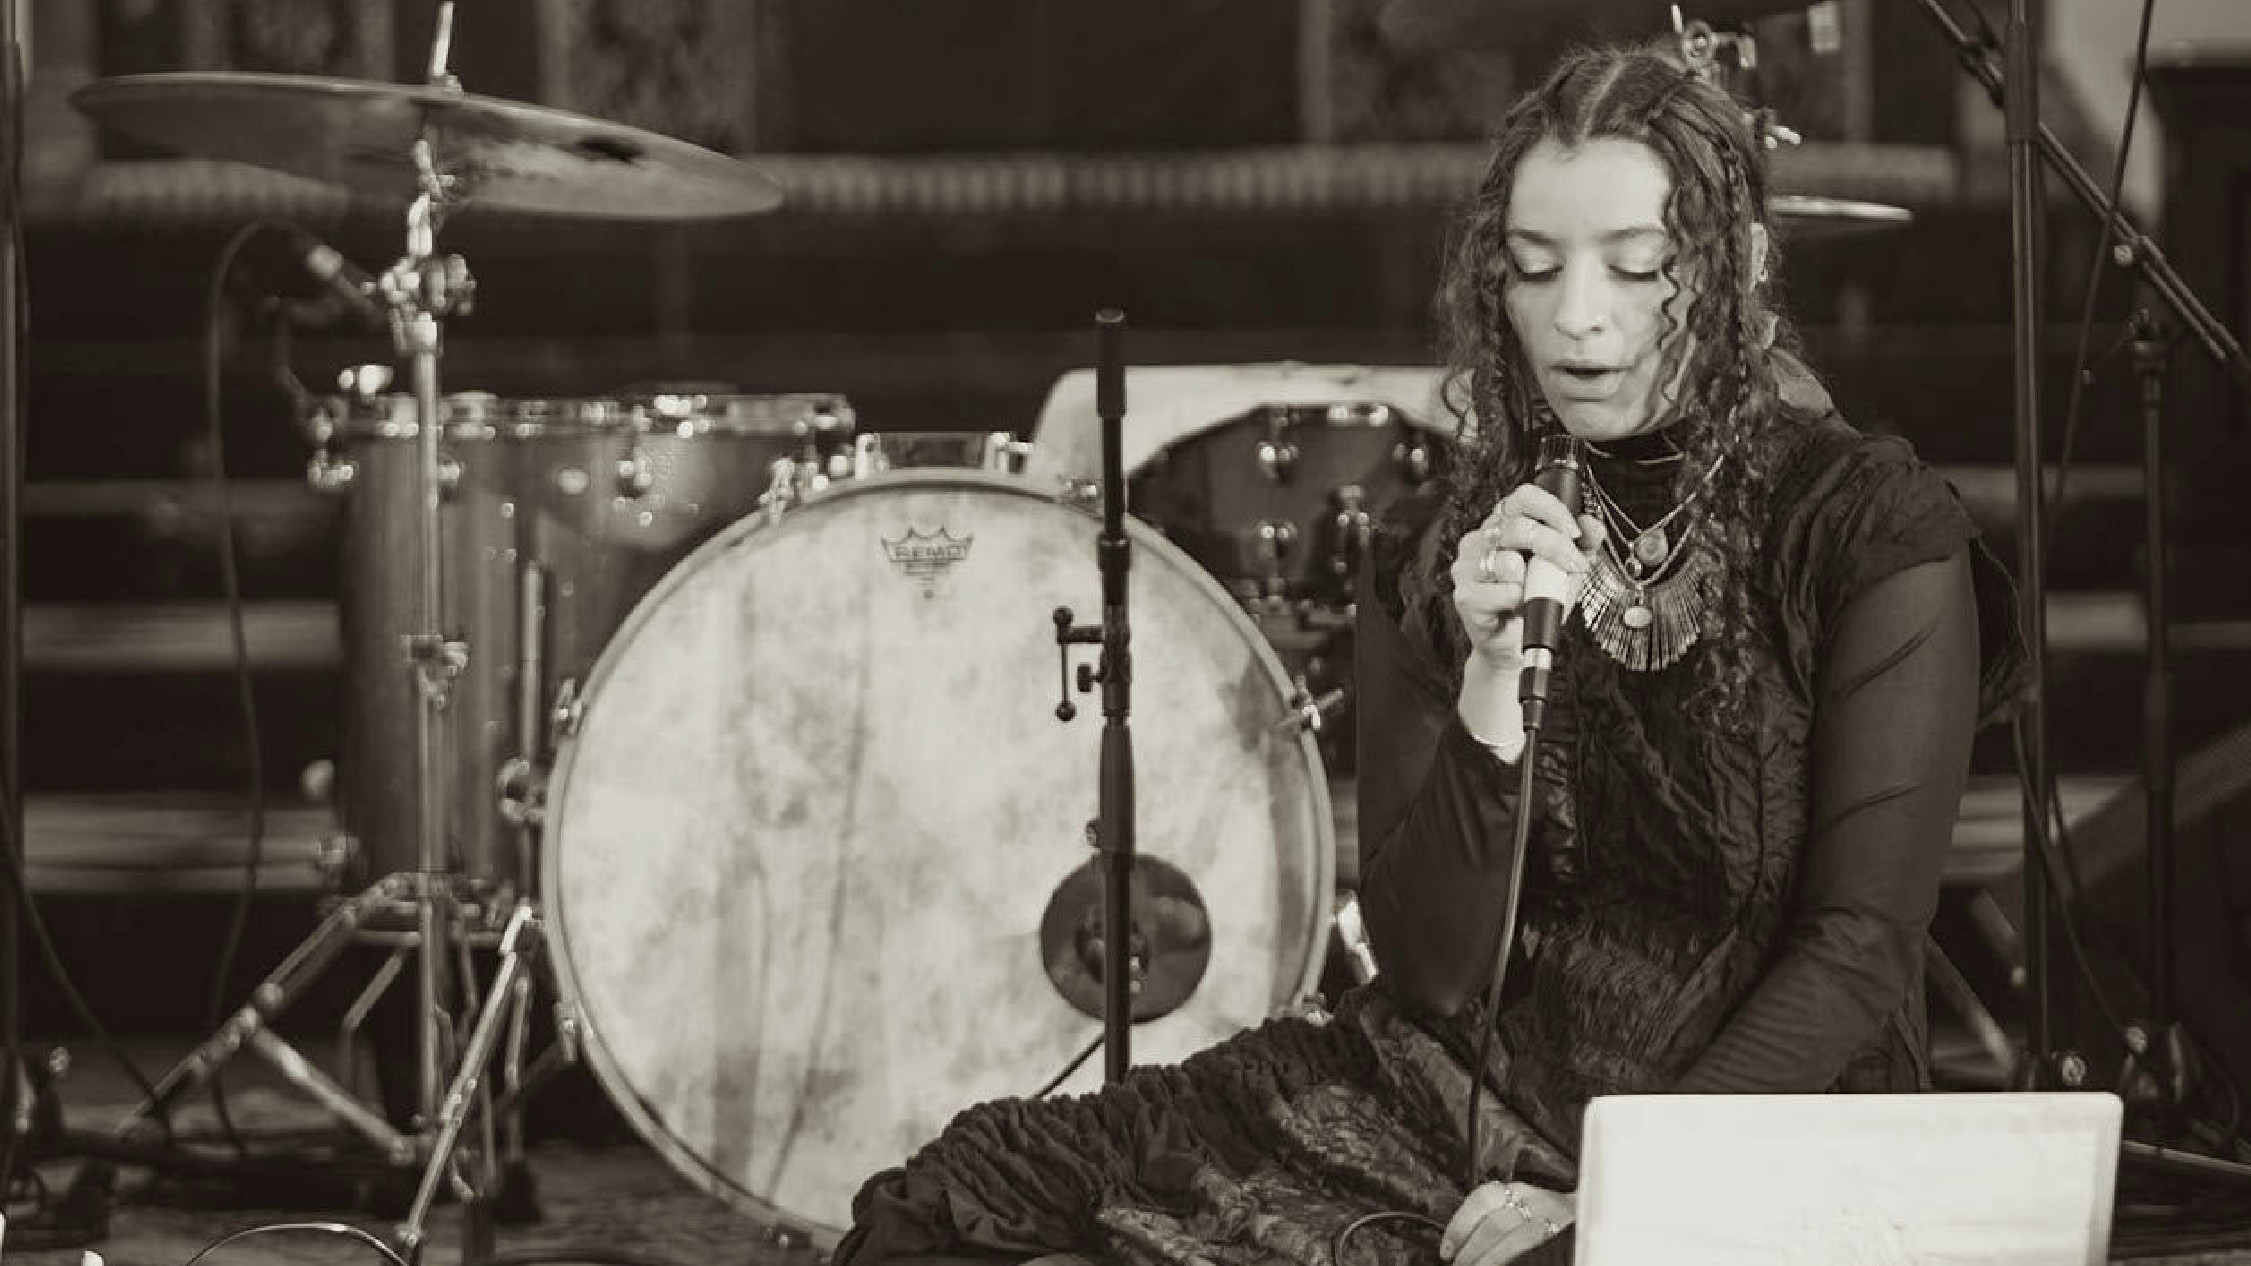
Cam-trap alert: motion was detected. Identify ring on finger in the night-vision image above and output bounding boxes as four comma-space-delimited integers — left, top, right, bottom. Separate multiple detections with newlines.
1499, 1187, 1561, 1239
1477, 539, 1510, 585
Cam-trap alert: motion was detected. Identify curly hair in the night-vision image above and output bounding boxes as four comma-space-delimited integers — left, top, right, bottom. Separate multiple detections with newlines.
1427, 41, 1809, 725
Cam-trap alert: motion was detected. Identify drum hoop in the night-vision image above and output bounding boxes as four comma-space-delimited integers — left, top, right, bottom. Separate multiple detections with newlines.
322, 393, 854, 441
640, 392, 857, 438
536, 467, 1334, 1244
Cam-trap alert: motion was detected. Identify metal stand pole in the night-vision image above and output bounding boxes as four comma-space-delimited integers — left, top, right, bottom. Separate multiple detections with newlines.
397, 902, 540, 1262
1092, 310, 1134, 1082
1999, 0, 2058, 1091
1, 0, 27, 1194
2127, 312, 2192, 1129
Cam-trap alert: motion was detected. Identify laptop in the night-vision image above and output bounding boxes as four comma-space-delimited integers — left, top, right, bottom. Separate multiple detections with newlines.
1574, 1092, 2122, 1265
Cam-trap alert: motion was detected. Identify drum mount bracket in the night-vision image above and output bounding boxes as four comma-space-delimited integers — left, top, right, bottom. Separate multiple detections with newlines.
1051, 606, 1104, 722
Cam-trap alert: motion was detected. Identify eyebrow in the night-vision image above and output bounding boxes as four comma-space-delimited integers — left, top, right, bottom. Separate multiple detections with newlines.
1504, 227, 1668, 247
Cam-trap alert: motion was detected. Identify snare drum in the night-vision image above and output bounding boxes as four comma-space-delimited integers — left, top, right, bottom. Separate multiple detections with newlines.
539, 469, 1333, 1247
314, 389, 853, 892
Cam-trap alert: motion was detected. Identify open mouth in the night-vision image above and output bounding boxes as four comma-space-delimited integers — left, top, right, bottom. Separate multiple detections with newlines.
1553, 364, 1623, 395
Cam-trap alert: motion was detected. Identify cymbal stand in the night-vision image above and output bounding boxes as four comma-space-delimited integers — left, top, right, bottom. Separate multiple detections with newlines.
384, 131, 475, 1145
67, 20, 487, 1207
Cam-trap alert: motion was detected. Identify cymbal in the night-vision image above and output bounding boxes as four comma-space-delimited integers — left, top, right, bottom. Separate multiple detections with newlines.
1769, 194, 1913, 241
71, 72, 784, 219
1377, 0, 1815, 51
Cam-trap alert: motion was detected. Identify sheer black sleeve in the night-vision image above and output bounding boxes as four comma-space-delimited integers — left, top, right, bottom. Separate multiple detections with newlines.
1351, 507, 1573, 1019
1674, 551, 1980, 1092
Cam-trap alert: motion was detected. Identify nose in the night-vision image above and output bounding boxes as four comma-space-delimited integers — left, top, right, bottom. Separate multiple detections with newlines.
1552, 260, 1609, 340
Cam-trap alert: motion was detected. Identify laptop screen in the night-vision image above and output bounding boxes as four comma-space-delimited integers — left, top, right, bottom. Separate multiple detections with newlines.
1574, 1092, 2121, 1266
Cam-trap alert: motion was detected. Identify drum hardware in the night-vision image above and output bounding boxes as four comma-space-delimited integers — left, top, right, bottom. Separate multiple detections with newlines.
847, 430, 1034, 477
613, 448, 657, 499
1668, 6, 1920, 242
1090, 310, 1138, 1083
399, 901, 543, 1257
1038, 853, 1212, 1024
1255, 428, 1299, 483
1253, 519, 1299, 599
68, 7, 790, 1259
548, 679, 585, 743
1393, 434, 1437, 483
1672, 6, 1801, 150
1051, 606, 1100, 724
1331, 894, 1379, 988
1324, 484, 1376, 588
1277, 682, 1351, 739
91, 873, 427, 1165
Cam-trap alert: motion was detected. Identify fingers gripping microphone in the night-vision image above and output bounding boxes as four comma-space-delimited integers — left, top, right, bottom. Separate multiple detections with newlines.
1517, 435, 1584, 731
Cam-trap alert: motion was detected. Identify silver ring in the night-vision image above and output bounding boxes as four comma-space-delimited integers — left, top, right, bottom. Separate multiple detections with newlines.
1477, 544, 1504, 585
1500, 1186, 1561, 1238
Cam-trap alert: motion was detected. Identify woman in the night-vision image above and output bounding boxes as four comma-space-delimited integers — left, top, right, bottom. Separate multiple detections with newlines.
838, 41, 2024, 1266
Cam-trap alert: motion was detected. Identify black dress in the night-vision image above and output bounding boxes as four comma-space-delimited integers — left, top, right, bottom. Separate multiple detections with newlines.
836, 398, 2027, 1266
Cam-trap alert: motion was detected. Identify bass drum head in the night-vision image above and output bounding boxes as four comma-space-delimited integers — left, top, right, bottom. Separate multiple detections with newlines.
541, 469, 1332, 1247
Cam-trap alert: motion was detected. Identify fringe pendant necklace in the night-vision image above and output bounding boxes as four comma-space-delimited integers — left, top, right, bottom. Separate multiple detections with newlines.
1579, 458, 1723, 672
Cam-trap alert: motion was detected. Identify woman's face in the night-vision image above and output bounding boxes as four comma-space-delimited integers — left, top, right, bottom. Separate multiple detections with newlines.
1502, 136, 1686, 443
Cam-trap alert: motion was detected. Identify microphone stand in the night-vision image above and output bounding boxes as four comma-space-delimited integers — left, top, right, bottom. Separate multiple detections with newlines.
1912, 0, 2251, 1184
2, 0, 26, 1194
1051, 309, 1137, 1083
1092, 310, 1136, 1082
2000, 0, 2059, 1096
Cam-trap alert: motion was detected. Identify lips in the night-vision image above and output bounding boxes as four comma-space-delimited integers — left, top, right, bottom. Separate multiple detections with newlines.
1550, 363, 1624, 397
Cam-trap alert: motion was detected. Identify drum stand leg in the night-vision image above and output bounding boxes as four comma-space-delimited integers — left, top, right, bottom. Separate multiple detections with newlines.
396, 900, 542, 1264
87, 874, 426, 1163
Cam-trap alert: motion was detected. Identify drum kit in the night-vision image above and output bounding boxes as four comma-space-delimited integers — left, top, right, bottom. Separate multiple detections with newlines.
53, 5, 1911, 1260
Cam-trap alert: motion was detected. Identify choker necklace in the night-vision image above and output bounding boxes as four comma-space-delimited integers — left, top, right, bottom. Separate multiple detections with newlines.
1585, 432, 1686, 467
1579, 458, 1724, 671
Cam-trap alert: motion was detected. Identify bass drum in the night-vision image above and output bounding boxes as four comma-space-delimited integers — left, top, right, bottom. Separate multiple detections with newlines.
540, 469, 1333, 1247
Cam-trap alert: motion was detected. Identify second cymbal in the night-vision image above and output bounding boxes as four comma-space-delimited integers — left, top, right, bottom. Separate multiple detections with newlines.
71, 72, 786, 220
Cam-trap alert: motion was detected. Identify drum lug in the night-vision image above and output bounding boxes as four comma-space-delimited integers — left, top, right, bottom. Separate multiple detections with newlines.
551, 1004, 581, 1065
614, 445, 655, 499
495, 756, 547, 828
1277, 678, 1347, 736
759, 457, 810, 521
435, 451, 464, 497
1256, 408, 1300, 484
305, 448, 358, 494
1256, 438, 1299, 484
982, 431, 1032, 474
550, 679, 585, 741
1325, 485, 1373, 590
1254, 519, 1298, 599
1394, 435, 1434, 484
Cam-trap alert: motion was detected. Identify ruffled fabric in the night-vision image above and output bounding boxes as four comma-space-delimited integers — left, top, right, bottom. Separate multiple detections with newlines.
838, 991, 1574, 1266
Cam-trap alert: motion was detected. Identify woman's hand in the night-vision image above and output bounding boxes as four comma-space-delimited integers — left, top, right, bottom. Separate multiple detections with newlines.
1449, 483, 1604, 670
1439, 1180, 1575, 1266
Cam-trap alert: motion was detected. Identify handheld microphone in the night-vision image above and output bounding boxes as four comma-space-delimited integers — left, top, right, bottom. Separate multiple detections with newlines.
1517, 434, 1584, 730
286, 229, 387, 332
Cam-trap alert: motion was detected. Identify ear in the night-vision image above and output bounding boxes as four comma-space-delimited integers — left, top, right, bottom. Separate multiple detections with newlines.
1748, 221, 1770, 289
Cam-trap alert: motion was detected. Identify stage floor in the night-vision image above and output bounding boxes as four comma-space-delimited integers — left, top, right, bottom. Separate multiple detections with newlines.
7, 1039, 2250, 1266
